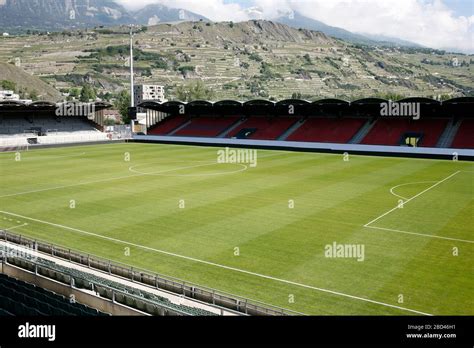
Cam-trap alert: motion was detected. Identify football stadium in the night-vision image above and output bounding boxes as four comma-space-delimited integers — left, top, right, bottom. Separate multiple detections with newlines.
0, 96, 473, 319
0, 0, 473, 345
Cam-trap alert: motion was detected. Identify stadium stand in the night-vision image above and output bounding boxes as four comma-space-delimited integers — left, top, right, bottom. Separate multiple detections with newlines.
0, 101, 116, 148
228, 117, 299, 140
29, 258, 215, 316
287, 117, 367, 143
147, 115, 189, 135
145, 114, 473, 149
0, 273, 108, 316
2, 98, 472, 149
1, 230, 298, 316
451, 119, 474, 149
1, 244, 215, 316
360, 118, 449, 147
0, 115, 108, 147
0, 115, 99, 136
174, 116, 240, 137
140, 97, 474, 150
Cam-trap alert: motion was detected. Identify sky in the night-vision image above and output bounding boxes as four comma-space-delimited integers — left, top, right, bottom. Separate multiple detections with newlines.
115, 0, 474, 53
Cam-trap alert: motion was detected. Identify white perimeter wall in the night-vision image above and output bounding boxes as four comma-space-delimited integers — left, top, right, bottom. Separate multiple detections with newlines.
134, 135, 474, 158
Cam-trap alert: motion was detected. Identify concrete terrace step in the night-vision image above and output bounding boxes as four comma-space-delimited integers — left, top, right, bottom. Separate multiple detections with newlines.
218, 118, 247, 138
279, 119, 306, 141
349, 119, 377, 144
168, 120, 193, 136
437, 119, 461, 148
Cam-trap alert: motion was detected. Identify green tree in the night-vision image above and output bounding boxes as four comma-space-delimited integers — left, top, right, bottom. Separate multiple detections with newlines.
375, 92, 405, 101
104, 118, 116, 126
80, 83, 96, 102
69, 87, 80, 99
1, 80, 16, 91
175, 80, 214, 102
114, 90, 131, 124
29, 90, 38, 101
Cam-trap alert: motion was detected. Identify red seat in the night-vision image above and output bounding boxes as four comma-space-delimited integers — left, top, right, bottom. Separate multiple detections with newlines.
287, 118, 366, 143
148, 115, 188, 135
174, 117, 240, 137
452, 119, 474, 149
361, 118, 448, 147
228, 117, 298, 140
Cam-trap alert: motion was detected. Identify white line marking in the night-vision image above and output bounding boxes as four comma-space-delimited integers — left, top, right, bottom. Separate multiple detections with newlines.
0, 162, 238, 199
0, 143, 124, 157
3, 223, 28, 231
365, 225, 474, 244
0, 153, 280, 198
129, 162, 248, 177
0, 239, 304, 316
0, 173, 145, 199
389, 181, 436, 201
365, 171, 461, 227
0, 210, 432, 315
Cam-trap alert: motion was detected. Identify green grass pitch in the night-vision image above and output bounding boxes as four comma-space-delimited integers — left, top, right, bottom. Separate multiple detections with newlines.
0, 143, 472, 315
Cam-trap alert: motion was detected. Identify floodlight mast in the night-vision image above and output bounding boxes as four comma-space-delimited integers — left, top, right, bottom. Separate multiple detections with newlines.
130, 26, 135, 108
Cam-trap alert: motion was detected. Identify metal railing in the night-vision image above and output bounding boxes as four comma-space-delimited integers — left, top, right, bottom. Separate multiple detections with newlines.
0, 245, 193, 316
0, 230, 303, 316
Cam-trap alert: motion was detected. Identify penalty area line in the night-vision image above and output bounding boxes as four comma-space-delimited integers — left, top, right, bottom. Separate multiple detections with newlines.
364, 171, 461, 228
0, 210, 432, 316
365, 225, 474, 244
389, 181, 437, 201
2, 223, 28, 231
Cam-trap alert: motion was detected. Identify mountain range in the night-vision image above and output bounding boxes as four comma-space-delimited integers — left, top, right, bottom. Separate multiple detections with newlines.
272, 11, 423, 48
0, 0, 421, 48
0, 0, 207, 30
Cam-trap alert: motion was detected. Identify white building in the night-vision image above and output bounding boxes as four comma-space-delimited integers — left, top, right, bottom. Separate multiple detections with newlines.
134, 85, 168, 131
0, 90, 20, 101
0, 90, 32, 104
134, 85, 166, 106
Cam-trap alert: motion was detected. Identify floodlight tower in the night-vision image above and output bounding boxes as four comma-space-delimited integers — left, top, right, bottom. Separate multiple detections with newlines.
129, 25, 135, 108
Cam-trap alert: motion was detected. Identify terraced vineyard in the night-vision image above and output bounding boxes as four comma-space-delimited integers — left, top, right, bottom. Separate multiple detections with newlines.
0, 20, 473, 101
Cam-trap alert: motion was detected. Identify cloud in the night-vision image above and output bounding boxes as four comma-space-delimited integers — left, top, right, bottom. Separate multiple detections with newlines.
114, 0, 474, 53
115, 0, 249, 21
282, 0, 473, 53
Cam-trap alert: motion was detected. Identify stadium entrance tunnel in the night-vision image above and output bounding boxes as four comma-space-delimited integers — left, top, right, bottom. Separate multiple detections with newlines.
400, 133, 424, 147
233, 128, 257, 139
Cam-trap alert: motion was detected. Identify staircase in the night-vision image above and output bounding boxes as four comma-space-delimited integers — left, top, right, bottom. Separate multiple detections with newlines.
349, 119, 376, 144
168, 120, 192, 136
218, 117, 246, 138
278, 119, 306, 141
436, 119, 461, 148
